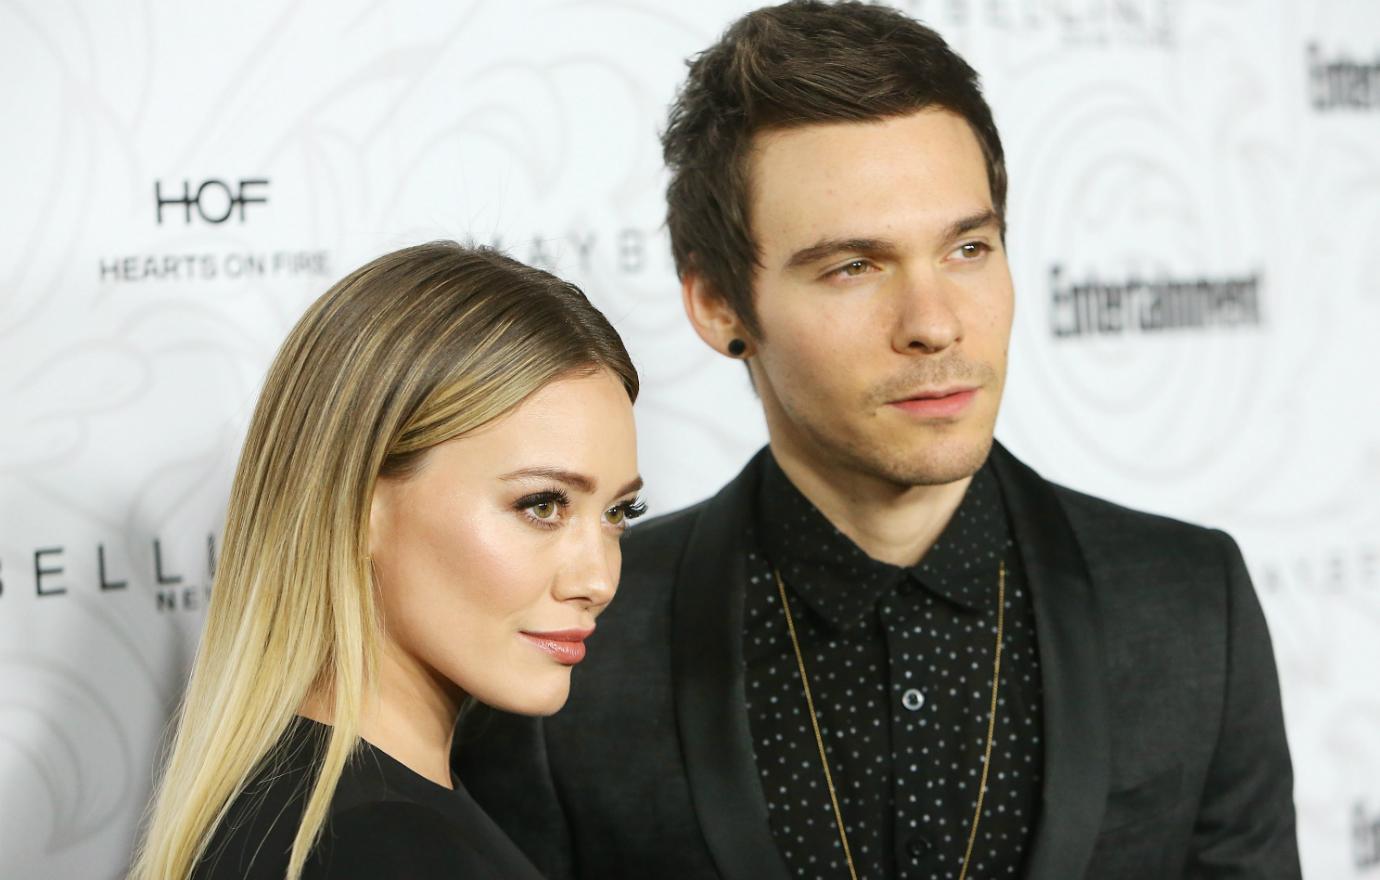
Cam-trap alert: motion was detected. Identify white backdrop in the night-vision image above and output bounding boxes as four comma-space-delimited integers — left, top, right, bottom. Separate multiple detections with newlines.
1, 1, 1377, 877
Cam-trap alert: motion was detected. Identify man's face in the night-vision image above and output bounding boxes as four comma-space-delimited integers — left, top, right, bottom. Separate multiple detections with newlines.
745, 107, 1014, 488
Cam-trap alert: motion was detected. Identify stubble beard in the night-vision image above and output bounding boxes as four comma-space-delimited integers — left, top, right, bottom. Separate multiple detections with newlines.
800, 411, 997, 489
780, 358, 1003, 490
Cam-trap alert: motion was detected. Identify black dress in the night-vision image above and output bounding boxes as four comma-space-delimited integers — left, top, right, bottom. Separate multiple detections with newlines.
195, 717, 544, 879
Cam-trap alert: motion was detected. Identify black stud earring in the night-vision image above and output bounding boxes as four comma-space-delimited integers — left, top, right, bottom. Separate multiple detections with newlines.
727, 338, 747, 357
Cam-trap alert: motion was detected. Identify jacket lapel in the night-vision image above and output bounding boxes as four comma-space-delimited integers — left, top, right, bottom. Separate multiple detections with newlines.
672, 443, 1108, 879
671, 450, 792, 880
991, 442, 1110, 879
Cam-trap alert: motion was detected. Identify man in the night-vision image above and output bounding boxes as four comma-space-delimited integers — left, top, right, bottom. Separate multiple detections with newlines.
457, 2, 1301, 878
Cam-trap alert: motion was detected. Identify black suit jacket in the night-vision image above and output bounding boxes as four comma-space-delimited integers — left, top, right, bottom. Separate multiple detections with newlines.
456, 444, 1300, 879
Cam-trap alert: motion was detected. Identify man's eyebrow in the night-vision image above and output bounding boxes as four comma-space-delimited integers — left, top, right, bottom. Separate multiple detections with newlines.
943, 209, 1004, 242
782, 212, 1003, 271
500, 469, 645, 499
784, 237, 898, 270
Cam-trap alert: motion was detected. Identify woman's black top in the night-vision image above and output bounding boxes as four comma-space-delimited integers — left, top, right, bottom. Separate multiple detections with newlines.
194, 717, 544, 879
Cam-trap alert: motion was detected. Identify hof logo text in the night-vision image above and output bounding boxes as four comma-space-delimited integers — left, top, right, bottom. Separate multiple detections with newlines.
155, 177, 269, 225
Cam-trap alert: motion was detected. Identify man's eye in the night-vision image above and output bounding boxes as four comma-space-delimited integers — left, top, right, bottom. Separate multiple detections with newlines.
955, 242, 991, 259
836, 260, 872, 277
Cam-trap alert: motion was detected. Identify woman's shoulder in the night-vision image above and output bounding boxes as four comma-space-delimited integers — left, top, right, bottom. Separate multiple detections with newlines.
303, 800, 497, 877
196, 718, 543, 879
193, 722, 322, 879
199, 797, 486, 879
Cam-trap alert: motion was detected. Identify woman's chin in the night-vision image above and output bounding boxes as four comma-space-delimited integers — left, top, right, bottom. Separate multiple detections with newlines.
473, 674, 572, 717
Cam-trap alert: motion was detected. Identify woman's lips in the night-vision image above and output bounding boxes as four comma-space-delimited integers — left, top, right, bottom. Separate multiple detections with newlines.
888, 387, 978, 419
519, 628, 594, 666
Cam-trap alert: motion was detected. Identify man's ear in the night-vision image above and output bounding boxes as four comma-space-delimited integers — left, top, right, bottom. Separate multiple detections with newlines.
681, 269, 753, 358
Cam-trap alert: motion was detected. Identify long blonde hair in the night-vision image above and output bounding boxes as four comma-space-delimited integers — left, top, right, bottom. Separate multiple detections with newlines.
131, 242, 638, 879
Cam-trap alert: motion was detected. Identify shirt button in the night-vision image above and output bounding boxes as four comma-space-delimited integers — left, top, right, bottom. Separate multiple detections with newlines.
906, 835, 932, 860
901, 688, 925, 711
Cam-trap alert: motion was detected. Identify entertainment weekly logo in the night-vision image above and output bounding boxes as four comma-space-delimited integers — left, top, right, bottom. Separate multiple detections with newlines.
96, 175, 333, 285
895, 0, 1173, 46
1048, 265, 1263, 338
1309, 44, 1380, 112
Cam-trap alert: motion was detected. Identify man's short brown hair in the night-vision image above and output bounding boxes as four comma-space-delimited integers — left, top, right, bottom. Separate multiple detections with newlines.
661, 0, 1007, 336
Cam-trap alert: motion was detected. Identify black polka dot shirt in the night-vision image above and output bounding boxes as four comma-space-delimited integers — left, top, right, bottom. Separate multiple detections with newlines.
743, 453, 1044, 879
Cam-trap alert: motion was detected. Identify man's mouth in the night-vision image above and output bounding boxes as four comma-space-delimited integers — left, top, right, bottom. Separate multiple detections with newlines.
886, 387, 978, 419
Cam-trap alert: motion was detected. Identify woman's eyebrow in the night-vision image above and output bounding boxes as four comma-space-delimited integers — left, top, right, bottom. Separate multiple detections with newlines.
500, 467, 596, 493
499, 470, 644, 499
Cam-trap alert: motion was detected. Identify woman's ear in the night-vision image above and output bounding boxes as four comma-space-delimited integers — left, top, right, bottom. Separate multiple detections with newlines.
366, 480, 393, 561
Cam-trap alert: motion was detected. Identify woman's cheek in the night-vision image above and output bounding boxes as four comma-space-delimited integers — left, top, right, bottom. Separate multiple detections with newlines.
435, 508, 548, 614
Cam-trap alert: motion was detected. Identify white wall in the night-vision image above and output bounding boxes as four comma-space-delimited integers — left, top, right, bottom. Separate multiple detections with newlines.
1, 1, 1376, 876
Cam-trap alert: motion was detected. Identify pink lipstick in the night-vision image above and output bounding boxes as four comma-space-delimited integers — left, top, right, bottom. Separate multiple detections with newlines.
519, 628, 594, 666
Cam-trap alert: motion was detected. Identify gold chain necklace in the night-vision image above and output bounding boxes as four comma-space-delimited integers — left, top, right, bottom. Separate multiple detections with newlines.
772, 561, 1006, 880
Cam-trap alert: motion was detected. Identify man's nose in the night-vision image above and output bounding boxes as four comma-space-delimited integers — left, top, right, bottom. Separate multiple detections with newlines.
890, 268, 963, 354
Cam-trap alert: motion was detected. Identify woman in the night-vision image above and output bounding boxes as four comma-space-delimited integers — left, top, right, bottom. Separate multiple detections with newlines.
131, 242, 643, 879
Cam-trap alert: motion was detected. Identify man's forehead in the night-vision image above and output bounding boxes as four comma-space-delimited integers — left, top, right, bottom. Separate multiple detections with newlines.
748, 106, 975, 171
746, 109, 995, 252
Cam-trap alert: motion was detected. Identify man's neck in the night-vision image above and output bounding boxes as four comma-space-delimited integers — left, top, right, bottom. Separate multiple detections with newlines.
769, 441, 972, 568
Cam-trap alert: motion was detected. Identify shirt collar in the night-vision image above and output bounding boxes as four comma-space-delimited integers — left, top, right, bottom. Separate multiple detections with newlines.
755, 451, 1010, 629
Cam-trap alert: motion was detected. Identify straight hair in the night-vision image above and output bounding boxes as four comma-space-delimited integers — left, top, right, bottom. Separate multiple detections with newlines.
662, 0, 1007, 337
131, 242, 637, 880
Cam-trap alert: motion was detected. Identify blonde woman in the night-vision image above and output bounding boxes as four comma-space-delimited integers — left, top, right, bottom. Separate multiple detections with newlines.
131, 242, 643, 879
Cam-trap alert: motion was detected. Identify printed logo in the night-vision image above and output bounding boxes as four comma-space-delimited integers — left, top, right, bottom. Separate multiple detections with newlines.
895, 0, 1174, 46
5, 534, 218, 613
1309, 44, 1380, 112
1255, 544, 1379, 597
98, 175, 331, 284
155, 178, 269, 225
1048, 265, 1263, 338
464, 225, 674, 276
1356, 802, 1380, 870
98, 251, 330, 283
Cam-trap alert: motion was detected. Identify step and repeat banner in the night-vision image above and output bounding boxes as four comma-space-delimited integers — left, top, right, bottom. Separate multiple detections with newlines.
1, 1, 1377, 877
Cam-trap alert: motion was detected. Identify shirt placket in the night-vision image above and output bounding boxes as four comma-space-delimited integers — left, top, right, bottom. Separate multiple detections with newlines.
880, 587, 941, 879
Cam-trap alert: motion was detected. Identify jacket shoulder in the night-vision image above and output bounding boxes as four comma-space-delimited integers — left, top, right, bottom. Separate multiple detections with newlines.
620, 498, 708, 574
1047, 479, 1234, 562
1039, 478, 1248, 635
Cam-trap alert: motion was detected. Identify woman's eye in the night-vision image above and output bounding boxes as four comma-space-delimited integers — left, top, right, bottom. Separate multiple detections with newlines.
530, 500, 558, 520
605, 498, 648, 528
516, 490, 569, 527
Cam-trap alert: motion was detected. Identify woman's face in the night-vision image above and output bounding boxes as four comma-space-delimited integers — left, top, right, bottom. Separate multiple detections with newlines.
368, 369, 641, 717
